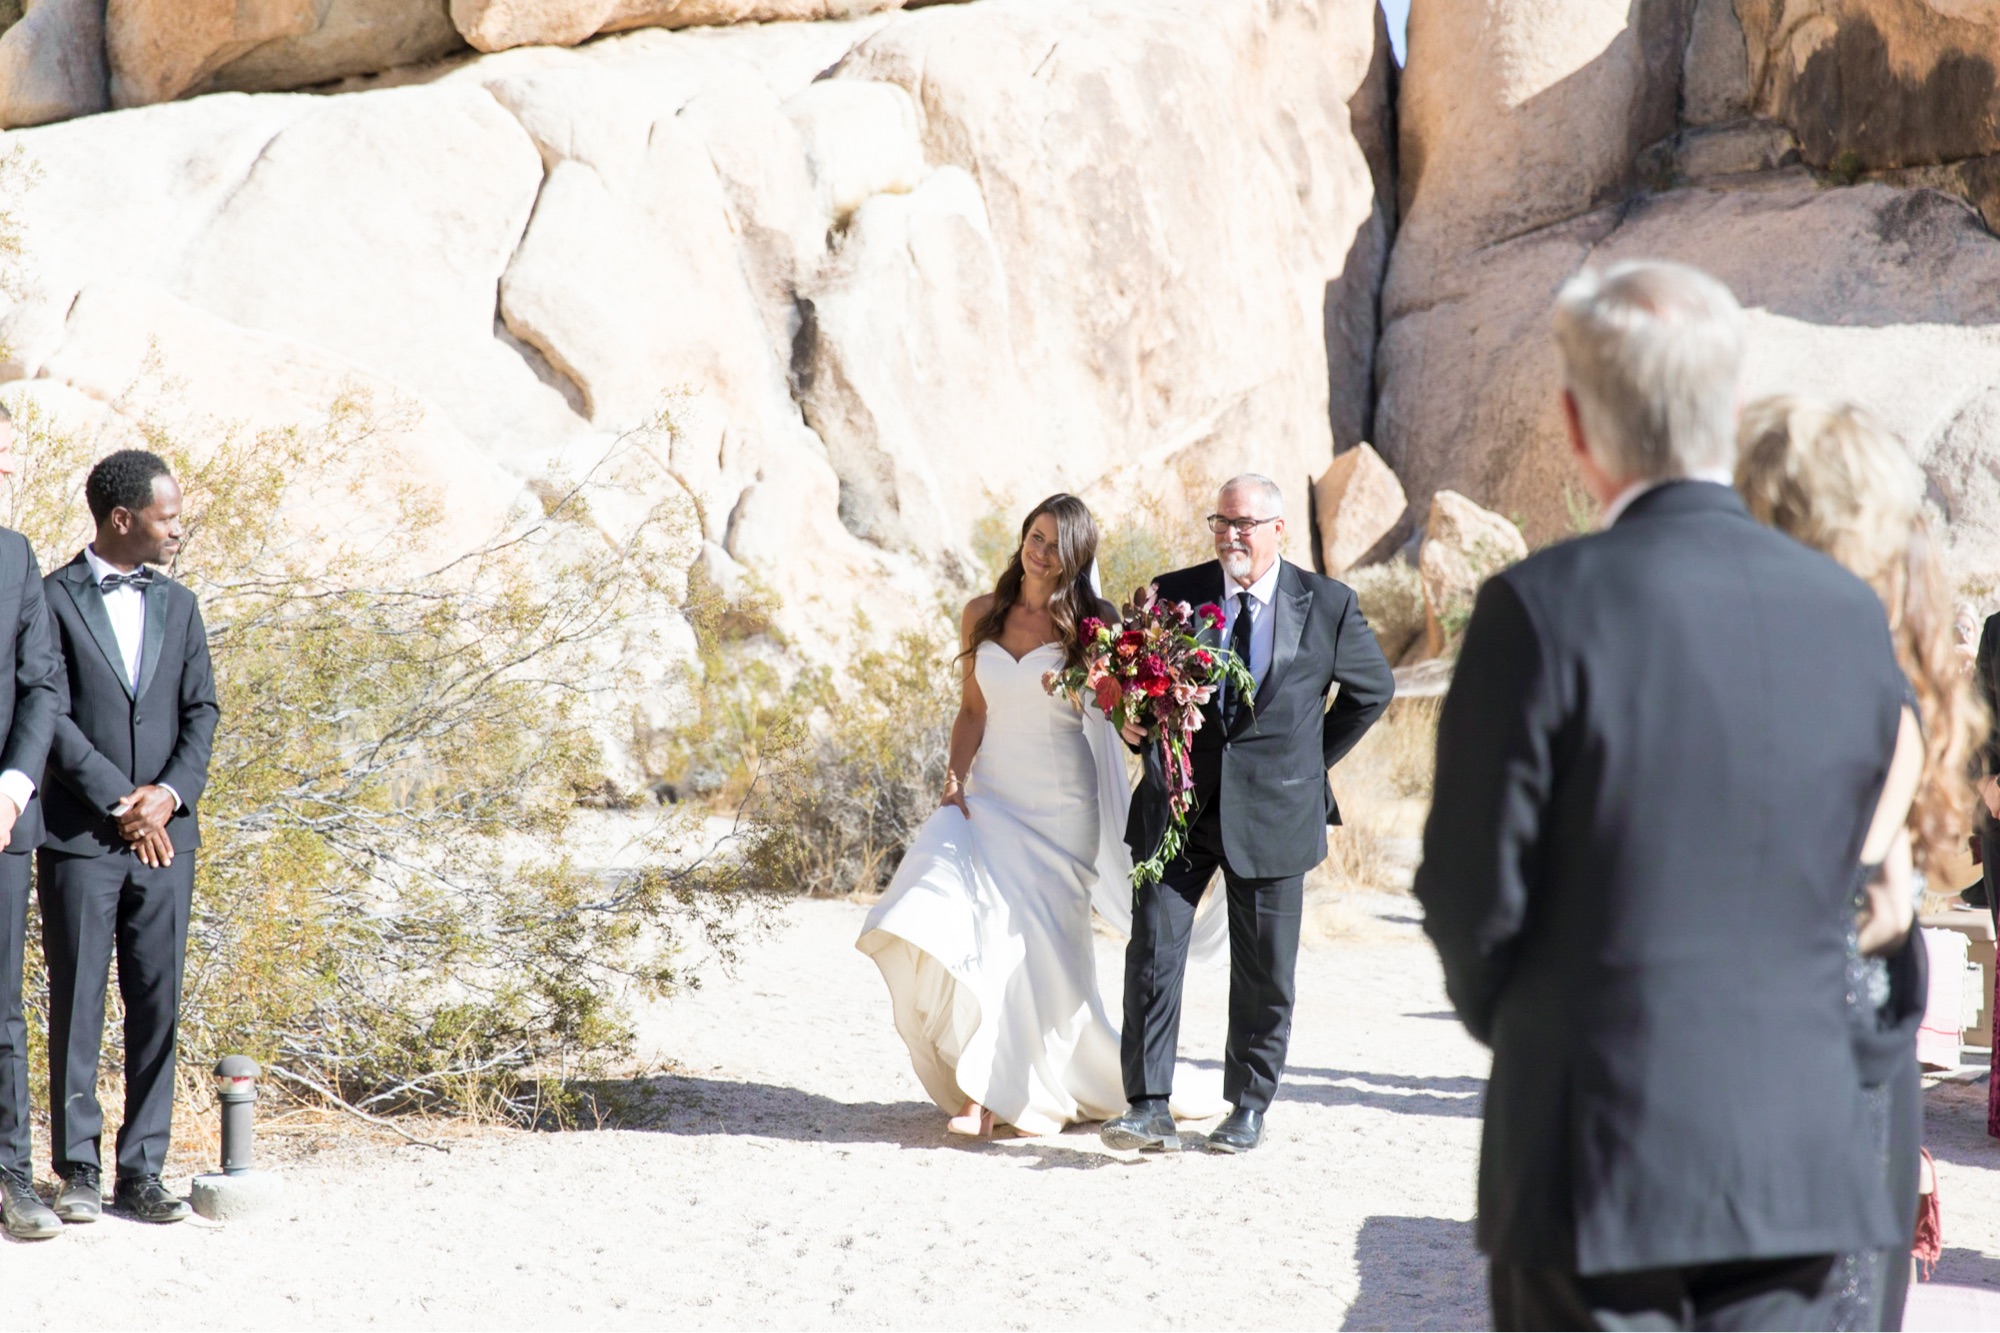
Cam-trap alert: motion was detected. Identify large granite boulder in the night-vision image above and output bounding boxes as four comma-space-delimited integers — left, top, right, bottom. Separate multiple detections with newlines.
1383, 173, 2000, 573
106, 0, 317, 107
0, 0, 107, 129
1380, 0, 2000, 586
448, 0, 911, 54
834, 0, 1390, 567
1416, 489, 1525, 661
1312, 442, 1407, 576
1737, 0, 2000, 171
104, 0, 466, 108
0, 0, 1394, 779
197, 0, 468, 97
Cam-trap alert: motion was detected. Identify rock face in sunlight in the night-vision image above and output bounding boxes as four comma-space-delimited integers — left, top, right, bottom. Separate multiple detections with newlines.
1415, 490, 1525, 663
0, 0, 1395, 733
1379, 0, 2000, 582
449, 0, 914, 54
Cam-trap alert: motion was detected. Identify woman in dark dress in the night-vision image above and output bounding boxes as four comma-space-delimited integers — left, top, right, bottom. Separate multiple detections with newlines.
1738, 396, 1987, 1330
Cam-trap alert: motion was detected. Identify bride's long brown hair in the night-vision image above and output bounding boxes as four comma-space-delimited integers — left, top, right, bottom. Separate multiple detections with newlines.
964, 494, 1102, 672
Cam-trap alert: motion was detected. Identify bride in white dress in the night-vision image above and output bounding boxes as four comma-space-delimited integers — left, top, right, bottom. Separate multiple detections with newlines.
856, 495, 1222, 1137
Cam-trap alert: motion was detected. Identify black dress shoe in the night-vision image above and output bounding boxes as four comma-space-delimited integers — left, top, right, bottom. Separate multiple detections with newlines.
54, 1165, 100, 1224
0, 1166, 61, 1239
113, 1174, 190, 1224
1204, 1106, 1265, 1154
1100, 1099, 1180, 1153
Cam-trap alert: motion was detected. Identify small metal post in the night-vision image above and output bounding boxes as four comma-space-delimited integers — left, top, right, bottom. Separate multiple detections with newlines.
214, 1055, 260, 1175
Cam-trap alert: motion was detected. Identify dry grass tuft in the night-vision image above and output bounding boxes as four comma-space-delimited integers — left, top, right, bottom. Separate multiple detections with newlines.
1347, 562, 1426, 665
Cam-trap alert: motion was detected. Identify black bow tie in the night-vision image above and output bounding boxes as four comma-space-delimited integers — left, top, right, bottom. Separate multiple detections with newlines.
97, 569, 153, 593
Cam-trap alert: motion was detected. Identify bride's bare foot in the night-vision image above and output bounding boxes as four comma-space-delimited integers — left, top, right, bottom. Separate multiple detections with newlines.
946, 1101, 993, 1137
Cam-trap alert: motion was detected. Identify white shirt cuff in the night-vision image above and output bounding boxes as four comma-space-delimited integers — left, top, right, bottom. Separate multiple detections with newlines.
0, 769, 33, 818
158, 783, 185, 814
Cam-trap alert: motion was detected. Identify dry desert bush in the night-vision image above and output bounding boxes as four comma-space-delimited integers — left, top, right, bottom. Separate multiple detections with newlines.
7, 380, 774, 1127
1347, 561, 1425, 664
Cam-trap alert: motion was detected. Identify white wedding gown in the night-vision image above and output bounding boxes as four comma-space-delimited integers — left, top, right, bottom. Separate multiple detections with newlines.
856, 640, 1224, 1136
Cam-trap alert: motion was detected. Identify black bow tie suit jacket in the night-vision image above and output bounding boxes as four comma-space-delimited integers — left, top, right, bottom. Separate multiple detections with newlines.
41, 552, 218, 857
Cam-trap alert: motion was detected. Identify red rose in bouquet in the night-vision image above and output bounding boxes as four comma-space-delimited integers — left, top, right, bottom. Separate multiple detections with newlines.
1044, 583, 1256, 885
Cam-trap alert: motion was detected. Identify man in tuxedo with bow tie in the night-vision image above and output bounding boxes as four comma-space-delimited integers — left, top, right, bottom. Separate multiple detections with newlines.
38, 449, 217, 1226
1102, 474, 1395, 1155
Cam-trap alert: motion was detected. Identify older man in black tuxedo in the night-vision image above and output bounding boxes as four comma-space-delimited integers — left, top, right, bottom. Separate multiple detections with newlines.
1100, 473, 1395, 1156
1415, 262, 1919, 1330
0, 403, 67, 1242
39, 450, 217, 1227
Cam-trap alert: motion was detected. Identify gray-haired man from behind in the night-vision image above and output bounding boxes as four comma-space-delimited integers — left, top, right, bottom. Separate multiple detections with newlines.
1414, 261, 1920, 1329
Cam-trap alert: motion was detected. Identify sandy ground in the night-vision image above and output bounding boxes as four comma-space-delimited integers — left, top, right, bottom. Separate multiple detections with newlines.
9, 894, 2000, 1330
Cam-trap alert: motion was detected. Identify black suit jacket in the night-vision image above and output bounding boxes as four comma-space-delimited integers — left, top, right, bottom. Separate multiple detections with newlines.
1976, 611, 2000, 777
42, 552, 219, 857
1123, 559, 1394, 879
0, 530, 60, 853
1413, 481, 1907, 1275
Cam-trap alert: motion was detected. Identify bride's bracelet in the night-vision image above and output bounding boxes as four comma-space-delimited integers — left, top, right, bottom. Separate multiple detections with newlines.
943, 770, 962, 793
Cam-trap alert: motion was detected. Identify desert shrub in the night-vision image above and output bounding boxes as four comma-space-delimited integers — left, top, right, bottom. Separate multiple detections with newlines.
738, 628, 958, 898
1345, 694, 1442, 801
1347, 561, 1426, 663
1095, 491, 1216, 609
8, 382, 772, 1124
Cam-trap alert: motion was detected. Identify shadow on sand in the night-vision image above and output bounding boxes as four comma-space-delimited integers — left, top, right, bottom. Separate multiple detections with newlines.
574, 1072, 1147, 1168
1342, 1214, 1486, 1331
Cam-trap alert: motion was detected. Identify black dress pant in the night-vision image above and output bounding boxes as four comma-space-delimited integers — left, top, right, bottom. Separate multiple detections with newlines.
0, 852, 30, 1174
1122, 798, 1302, 1112
39, 848, 194, 1180
1491, 1254, 1843, 1331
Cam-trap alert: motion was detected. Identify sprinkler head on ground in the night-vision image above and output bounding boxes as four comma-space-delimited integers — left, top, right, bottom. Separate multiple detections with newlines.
191, 1055, 284, 1222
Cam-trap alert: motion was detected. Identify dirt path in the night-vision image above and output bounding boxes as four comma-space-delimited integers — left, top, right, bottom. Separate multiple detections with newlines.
9, 897, 2000, 1329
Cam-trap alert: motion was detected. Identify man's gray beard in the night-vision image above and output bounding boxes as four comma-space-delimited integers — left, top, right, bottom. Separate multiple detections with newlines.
1220, 549, 1253, 583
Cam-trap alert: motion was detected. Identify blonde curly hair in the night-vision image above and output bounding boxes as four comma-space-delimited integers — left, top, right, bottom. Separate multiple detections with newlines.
1736, 395, 1984, 877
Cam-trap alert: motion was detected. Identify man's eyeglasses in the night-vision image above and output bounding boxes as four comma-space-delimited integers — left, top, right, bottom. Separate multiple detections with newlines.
1206, 514, 1280, 536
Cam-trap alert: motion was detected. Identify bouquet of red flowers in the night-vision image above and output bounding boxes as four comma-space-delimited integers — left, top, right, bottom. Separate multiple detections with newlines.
1042, 583, 1255, 886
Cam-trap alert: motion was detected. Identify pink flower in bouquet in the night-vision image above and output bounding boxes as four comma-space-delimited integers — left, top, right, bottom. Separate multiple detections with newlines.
1041, 669, 1060, 693
1172, 600, 1193, 626
1093, 676, 1124, 713
1136, 653, 1172, 697
1198, 602, 1225, 630
1081, 616, 1107, 642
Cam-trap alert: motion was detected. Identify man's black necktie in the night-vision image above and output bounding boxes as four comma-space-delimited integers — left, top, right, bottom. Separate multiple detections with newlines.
98, 569, 153, 593
1223, 590, 1254, 731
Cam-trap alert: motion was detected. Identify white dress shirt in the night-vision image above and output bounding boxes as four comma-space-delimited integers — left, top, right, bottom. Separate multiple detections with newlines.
84, 545, 145, 688
83, 545, 181, 813
1220, 559, 1283, 689
1601, 468, 1736, 529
